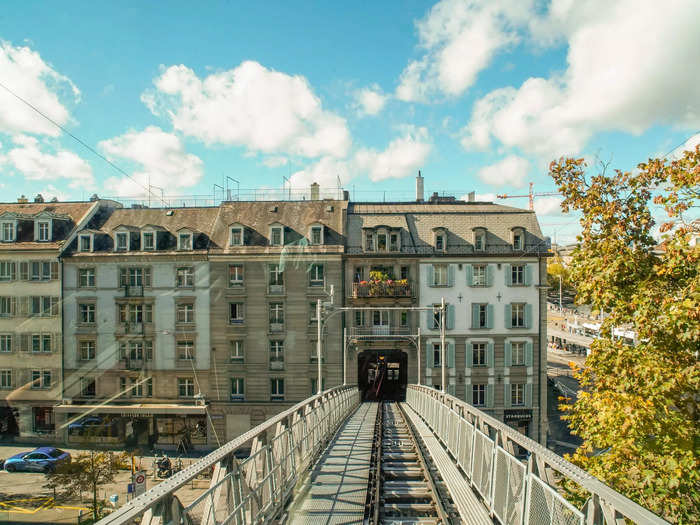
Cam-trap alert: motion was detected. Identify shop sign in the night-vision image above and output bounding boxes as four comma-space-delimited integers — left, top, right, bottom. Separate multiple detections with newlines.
504, 409, 532, 422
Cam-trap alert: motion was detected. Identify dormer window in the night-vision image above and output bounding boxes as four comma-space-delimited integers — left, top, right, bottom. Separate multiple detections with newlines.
270, 224, 284, 246
390, 232, 399, 252
115, 232, 128, 252
78, 234, 92, 253
377, 231, 387, 251
433, 227, 447, 251
230, 226, 244, 246
178, 232, 193, 251
365, 232, 374, 252
37, 221, 50, 241
512, 228, 525, 250
142, 232, 155, 251
1, 222, 15, 242
310, 225, 323, 245
474, 229, 486, 251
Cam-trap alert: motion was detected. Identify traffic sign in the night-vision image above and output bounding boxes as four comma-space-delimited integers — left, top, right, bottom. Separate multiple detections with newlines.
133, 471, 147, 496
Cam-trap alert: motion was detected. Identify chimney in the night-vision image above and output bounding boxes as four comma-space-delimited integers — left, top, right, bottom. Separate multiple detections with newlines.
17, 195, 28, 203
468, 191, 475, 202
310, 182, 320, 201
416, 170, 424, 202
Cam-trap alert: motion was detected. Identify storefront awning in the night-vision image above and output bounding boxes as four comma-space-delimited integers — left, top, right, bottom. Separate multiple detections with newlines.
54, 403, 208, 417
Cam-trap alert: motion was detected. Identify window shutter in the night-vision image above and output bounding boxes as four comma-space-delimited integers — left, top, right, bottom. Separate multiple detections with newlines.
525, 304, 533, 329
425, 310, 433, 331
487, 342, 494, 368
20, 334, 29, 352
426, 345, 433, 368
10, 297, 17, 316
448, 342, 455, 368
33, 220, 39, 241
466, 343, 473, 368
144, 268, 152, 287
504, 341, 512, 367
486, 304, 494, 329
50, 262, 59, 280
504, 383, 512, 408
54, 333, 61, 353
505, 304, 512, 329
524, 264, 532, 286
486, 264, 493, 287
10, 262, 16, 280
525, 383, 533, 408
465, 264, 473, 286
505, 265, 512, 286
447, 264, 455, 286
19, 262, 28, 280
50, 297, 59, 316
18, 297, 27, 316
427, 265, 434, 287
447, 383, 455, 396
471, 304, 479, 329
447, 305, 455, 330
486, 384, 494, 408
525, 341, 533, 367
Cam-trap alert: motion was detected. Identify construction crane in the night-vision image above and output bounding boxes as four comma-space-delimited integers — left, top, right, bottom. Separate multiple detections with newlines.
497, 182, 559, 211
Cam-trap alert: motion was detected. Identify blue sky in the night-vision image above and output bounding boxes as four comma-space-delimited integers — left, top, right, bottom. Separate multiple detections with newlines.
1, 0, 699, 243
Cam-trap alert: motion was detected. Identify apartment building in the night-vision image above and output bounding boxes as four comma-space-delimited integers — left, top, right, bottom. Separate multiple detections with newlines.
206, 200, 347, 441
0, 197, 102, 440
58, 206, 219, 449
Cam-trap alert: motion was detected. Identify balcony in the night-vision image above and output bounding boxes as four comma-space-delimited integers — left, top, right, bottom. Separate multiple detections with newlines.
123, 358, 144, 370
350, 326, 413, 338
351, 280, 414, 299
120, 322, 144, 335
269, 321, 284, 333
270, 360, 284, 371
268, 284, 284, 295
123, 285, 144, 297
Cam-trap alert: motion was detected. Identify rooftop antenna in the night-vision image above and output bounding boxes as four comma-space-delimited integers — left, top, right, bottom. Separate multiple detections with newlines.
283, 175, 290, 200
213, 183, 224, 204
149, 183, 164, 208
226, 176, 240, 201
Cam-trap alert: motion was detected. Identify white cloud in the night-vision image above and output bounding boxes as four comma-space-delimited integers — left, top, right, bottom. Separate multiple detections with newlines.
99, 126, 203, 196
0, 41, 80, 137
461, 0, 700, 159
533, 196, 564, 216
355, 127, 432, 182
396, 0, 533, 102
142, 61, 351, 159
354, 85, 387, 116
668, 132, 700, 160
288, 156, 351, 188
262, 156, 289, 168
41, 184, 72, 202
459, 192, 498, 202
476, 155, 530, 188
0, 135, 93, 189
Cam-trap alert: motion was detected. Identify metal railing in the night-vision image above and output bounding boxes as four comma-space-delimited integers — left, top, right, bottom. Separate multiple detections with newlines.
97, 386, 359, 525
405, 385, 669, 525
350, 326, 413, 337
350, 281, 414, 298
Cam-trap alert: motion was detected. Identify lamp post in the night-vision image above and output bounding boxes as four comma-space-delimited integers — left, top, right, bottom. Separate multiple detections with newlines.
440, 297, 446, 393
316, 299, 322, 393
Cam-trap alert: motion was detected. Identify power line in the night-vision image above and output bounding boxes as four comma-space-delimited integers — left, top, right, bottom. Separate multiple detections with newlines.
0, 80, 170, 208
661, 130, 700, 159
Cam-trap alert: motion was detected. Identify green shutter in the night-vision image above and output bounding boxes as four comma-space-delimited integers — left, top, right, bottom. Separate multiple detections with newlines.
427, 265, 434, 287
447, 264, 455, 286
447, 305, 455, 330
466, 343, 473, 368
504, 341, 512, 367
465, 264, 473, 286
19, 262, 28, 280
504, 383, 512, 408
10, 262, 16, 281
505, 265, 512, 286
425, 310, 432, 330
505, 304, 512, 329
487, 342, 494, 368
471, 304, 479, 329
448, 342, 455, 368
447, 383, 456, 396
525, 341, 533, 366
426, 344, 434, 368
525, 304, 533, 329
486, 264, 493, 287
487, 304, 494, 329
524, 264, 532, 286
525, 383, 533, 408
486, 384, 494, 408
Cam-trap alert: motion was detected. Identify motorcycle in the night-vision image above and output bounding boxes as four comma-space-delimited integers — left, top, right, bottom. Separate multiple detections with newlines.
155, 454, 172, 479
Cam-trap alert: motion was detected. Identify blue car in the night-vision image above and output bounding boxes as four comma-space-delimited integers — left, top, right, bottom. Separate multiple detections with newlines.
4, 447, 71, 473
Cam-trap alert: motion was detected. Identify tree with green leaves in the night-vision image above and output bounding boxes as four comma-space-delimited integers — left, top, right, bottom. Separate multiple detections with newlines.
549, 146, 699, 523
45, 450, 128, 521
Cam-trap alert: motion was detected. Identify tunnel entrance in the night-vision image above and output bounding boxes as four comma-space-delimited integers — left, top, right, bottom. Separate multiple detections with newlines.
358, 349, 408, 402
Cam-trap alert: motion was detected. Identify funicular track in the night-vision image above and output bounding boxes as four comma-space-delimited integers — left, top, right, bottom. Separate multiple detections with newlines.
365, 402, 455, 524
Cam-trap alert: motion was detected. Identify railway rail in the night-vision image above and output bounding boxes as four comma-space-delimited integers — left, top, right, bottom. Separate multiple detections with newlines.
365, 402, 456, 524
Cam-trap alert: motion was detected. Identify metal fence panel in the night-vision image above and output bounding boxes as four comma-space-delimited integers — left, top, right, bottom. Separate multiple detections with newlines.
447, 408, 460, 456
493, 446, 527, 525
471, 428, 495, 504
457, 417, 474, 477
525, 474, 584, 525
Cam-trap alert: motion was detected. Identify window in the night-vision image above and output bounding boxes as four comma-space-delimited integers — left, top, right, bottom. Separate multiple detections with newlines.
310, 226, 322, 245
472, 384, 486, 406
433, 264, 448, 286
120, 340, 153, 361
511, 383, 525, 406
377, 233, 387, 251
176, 267, 194, 288
0, 262, 14, 281
400, 265, 409, 280
269, 302, 284, 326
229, 303, 244, 323
309, 264, 324, 286
142, 232, 155, 250
79, 303, 95, 324
0, 297, 13, 317
432, 305, 441, 330
178, 378, 195, 398
311, 378, 326, 395
390, 233, 399, 251
400, 311, 408, 327
122, 377, 152, 397
178, 233, 193, 250
80, 340, 96, 360
119, 267, 152, 287
435, 233, 445, 251
511, 265, 525, 285
270, 227, 282, 246
116, 232, 128, 251
31, 296, 56, 317
79, 268, 95, 288
373, 310, 389, 327
230, 227, 243, 246
0, 369, 11, 388
472, 343, 487, 366
32, 370, 51, 389
432, 343, 441, 367
40, 334, 51, 353
119, 303, 153, 324
309, 302, 319, 324
1, 222, 15, 242
513, 231, 523, 250
178, 340, 195, 360
270, 340, 284, 370
38, 221, 49, 241
0, 335, 11, 353
365, 232, 374, 251
81, 377, 96, 397
79, 235, 92, 252
176, 303, 195, 323
230, 341, 244, 363
354, 266, 365, 282
229, 264, 244, 287
472, 303, 490, 329
30, 261, 51, 281
271, 378, 284, 401
474, 231, 485, 251
473, 265, 487, 286
269, 264, 284, 290
355, 310, 365, 326
231, 378, 245, 401
511, 303, 525, 328
511, 342, 525, 365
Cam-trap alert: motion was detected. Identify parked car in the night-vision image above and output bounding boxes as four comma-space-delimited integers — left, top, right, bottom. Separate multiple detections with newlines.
68, 415, 111, 435
4, 447, 71, 473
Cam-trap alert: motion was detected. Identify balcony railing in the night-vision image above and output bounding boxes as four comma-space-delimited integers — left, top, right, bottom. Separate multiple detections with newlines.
123, 285, 144, 297
350, 326, 413, 337
351, 281, 413, 298
269, 321, 284, 332
268, 284, 284, 295
121, 322, 144, 335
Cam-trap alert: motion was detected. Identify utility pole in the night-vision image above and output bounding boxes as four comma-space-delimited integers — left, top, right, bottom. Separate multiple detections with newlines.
417, 327, 421, 386
342, 327, 347, 386
559, 275, 563, 312
317, 299, 322, 394
440, 297, 446, 393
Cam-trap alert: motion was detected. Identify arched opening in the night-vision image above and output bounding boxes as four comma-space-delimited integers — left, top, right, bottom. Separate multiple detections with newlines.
358, 349, 407, 402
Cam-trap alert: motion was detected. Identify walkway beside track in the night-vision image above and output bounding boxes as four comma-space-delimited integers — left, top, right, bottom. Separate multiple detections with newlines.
289, 402, 378, 524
